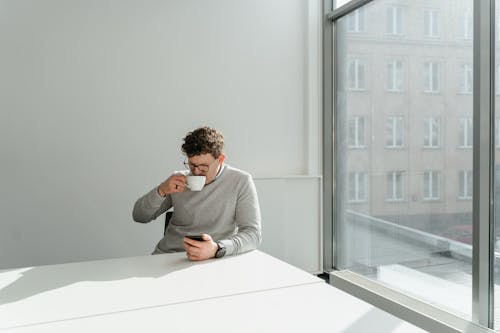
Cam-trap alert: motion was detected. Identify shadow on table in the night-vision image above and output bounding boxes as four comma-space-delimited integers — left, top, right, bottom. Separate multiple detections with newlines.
339, 308, 411, 333
0, 253, 209, 305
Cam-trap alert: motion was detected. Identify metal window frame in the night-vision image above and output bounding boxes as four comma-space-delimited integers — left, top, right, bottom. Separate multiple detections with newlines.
472, 0, 495, 328
322, 0, 334, 273
323, 0, 497, 329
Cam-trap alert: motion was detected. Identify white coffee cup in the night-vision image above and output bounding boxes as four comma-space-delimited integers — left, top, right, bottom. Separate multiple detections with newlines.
186, 175, 206, 191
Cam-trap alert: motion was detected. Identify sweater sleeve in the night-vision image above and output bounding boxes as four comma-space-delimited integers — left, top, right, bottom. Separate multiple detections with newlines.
132, 187, 172, 223
220, 174, 262, 256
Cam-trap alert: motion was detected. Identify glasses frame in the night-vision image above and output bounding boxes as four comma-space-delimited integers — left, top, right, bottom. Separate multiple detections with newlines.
183, 157, 219, 173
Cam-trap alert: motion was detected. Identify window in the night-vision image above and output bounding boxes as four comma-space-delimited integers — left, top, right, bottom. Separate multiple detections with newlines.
458, 170, 473, 199
386, 6, 403, 35
424, 117, 440, 148
333, 0, 475, 324
423, 170, 440, 200
347, 59, 367, 90
348, 116, 366, 148
347, 7, 366, 33
496, 118, 500, 148
386, 171, 405, 201
461, 10, 473, 40
424, 9, 439, 38
386, 59, 404, 92
386, 116, 404, 148
497, 11, 500, 42
496, 65, 500, 95
459, 117, 473, 148
424, 62, 440, 93
348, 172, 368, 202
459, 63, 473, 94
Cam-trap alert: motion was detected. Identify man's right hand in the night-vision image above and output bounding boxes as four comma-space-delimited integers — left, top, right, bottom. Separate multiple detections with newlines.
157, 174, 187, 197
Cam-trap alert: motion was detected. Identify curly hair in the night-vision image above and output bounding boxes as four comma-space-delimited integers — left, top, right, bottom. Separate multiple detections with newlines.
181, 126, 224, 158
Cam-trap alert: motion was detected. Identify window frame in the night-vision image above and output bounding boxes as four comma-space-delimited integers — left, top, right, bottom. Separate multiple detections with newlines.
348, 115, 367, 148
424, 117, 440, 148
347, 57, 367, 90
386, 58, 404, 92
461, 10, 473, 40
348, 171, 369, 202
423, 170, 441, 201
386, 170, 405, 202
459, 117, 473, 149
386, 116, 405, 148
347, 7, 366, 33
423, 8, 440, 38
386, 5, 403, 36
459, 63, 473, 94
458, 170, 473, 200
424, 61, 441, 93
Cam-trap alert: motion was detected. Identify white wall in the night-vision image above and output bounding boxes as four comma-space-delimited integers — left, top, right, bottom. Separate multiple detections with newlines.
0, 0, 322, 271
256, 176, 323, 273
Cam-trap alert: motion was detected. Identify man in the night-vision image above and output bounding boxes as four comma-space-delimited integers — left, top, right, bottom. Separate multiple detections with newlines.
132, 126, 262, 261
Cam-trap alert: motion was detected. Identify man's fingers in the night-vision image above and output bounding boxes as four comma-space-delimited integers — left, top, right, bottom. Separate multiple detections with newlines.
201, 234, 212, 241
184, 238, 203, 247
186, 246, 201, 259
171, 181, 186, 192
187, 253, 200, 261
171, 175, 187, 183
164, 174, 187, 194
184, 235, 214, 261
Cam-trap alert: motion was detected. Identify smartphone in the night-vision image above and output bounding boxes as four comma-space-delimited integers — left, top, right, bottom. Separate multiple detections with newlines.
185, 235, 204, 241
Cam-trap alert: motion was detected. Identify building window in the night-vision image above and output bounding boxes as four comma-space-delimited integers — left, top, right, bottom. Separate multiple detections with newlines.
386, 171, 405, 201
497, 11, 500, 42
458, 170, 473, 199
424, 9, 439, 38
348, 116, 366, 148
461, 10, 472, 40
496, 118, 500, 148
496, 65, 500, 95
386, 116, 404, 148
459, 63, 473, 94
423, 170, 440, 201
459, 117, 473, 148
424, 62, 440, 93
348, 172, 368, 202
386, 59, 404, 92
424, 117, 440, 148
347, 59, 367, 90
347, 7, 366, 33
386, 6, 403, 35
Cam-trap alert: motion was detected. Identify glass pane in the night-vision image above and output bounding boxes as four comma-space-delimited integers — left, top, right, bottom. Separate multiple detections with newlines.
334, 0, 355, 9
335, 0, 473, 320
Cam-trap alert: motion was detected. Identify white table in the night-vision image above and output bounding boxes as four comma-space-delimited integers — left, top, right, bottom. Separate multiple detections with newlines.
0, 250, 321, 329
0, 251, 426, 332
3, 283, 426, 333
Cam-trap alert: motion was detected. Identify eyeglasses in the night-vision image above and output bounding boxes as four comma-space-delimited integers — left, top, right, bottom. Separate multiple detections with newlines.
183, 158, 219, 172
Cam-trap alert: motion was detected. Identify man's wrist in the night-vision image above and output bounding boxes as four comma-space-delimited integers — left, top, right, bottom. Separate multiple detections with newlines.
157, 186, 166, 197
210, 241, 218, 258
214, 241, 226, 258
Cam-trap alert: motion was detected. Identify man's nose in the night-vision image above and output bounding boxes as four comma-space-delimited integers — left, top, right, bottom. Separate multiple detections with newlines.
192, 168, 203, 175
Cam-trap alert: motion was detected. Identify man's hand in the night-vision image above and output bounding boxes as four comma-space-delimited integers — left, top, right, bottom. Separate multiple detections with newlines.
183, 234, 218, 261
157, 174, 187, 196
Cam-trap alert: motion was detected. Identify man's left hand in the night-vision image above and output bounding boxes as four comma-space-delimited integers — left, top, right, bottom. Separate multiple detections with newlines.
183, 234, 218, 261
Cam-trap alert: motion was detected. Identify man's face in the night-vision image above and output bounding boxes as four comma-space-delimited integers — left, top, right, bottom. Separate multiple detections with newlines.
186, 153, 224, 184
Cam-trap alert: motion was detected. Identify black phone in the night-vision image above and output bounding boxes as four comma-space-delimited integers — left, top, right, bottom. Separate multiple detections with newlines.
185, 235, 204, 241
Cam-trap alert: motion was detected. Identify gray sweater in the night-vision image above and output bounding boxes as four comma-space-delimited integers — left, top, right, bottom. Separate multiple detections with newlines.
132, 164, 262, 256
